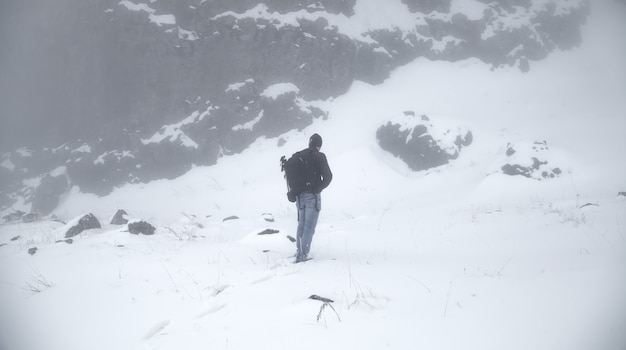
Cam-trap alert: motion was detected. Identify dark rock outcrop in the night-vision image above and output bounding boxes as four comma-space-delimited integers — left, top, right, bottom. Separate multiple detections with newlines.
402, 0, 451, 14
128, 220, 156, 235
110, 209, 129, 225
500, 141, 562, 180
257, 229, 279, 235
23, 213, 41, 223
31, 170, 70, 216
65, 213, 102, 238
377, 113, 472, 171
2, 210, 26, 224
0, 0, 590, 213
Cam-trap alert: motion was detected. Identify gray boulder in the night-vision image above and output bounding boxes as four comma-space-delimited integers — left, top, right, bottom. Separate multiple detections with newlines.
500, 141, 562, 180
65, 213, 102, 238
128, 220, 156, 235
110, 209, 129, 225
377, 113, 472, 171
257, 229, 280, 235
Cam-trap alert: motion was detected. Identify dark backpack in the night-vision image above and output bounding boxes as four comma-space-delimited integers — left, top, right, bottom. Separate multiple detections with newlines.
280, 149, 316, 202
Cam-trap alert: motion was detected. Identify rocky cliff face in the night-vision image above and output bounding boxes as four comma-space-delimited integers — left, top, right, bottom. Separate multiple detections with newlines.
0, 0, 590, 214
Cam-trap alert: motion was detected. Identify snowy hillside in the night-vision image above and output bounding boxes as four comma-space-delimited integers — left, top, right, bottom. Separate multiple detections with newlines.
1, 1, 625, 350
1, 0, 592, 210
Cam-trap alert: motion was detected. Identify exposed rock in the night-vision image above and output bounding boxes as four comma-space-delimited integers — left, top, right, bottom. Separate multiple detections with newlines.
309, 294, 334, 303
0, 0, 590, 213
286, 235, 296, 242
262, 213, 275, 222
2, 211, 26, 224
128, 220, 156, 235
110, 209, 129, 225
31, 170, 70, 216
223, 216, 239, 222
618, 192, 626, 197
377, 113, 472, 171
257, 229, 280, 235
402, 0, 451, 13
11, 236, 20, 241
506, 146, 516, 156
28, 247, 38, 255
65, 213, 102, 238
500, 141, 562, 180
23, 213, 41, 223
0, 166, 15, 212
218, 82, 327, 154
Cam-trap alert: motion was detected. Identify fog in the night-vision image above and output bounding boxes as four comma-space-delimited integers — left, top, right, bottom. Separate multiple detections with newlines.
1, 0, 70, 149
0, 0, 139, 151
0, 0, 600, 154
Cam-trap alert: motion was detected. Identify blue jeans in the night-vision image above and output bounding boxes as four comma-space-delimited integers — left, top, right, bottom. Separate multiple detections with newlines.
296, 192, 321, 261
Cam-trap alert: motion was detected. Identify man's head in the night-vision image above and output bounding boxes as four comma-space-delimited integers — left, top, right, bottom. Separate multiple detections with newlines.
309, 133, 322, 150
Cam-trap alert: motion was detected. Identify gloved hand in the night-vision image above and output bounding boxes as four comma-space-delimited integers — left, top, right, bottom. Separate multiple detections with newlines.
287, 191, 297, 202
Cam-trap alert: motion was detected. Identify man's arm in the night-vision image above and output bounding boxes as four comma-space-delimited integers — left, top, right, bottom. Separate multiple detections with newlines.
317, 153, 332, 192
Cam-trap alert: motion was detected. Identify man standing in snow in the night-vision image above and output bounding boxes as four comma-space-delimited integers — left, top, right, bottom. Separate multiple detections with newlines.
293, 133, 332, 263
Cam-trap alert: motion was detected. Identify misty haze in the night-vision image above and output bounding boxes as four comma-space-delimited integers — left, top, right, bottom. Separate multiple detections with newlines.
1, 1, 625, 350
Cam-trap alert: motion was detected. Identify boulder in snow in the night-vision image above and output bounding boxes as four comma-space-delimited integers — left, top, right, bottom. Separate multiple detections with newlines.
65, 213, 102, 238
257, 229, 279, 235
262, 213, 275, 222
500, 141, 562, 180
110, 209, 129, 225
376, 113, 472, 171
128, 220, 156, 235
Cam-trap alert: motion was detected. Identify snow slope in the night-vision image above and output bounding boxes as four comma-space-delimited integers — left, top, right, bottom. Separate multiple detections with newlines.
1, 1, 625, 350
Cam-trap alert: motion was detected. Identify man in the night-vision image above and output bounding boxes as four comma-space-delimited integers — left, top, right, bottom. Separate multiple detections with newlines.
293, 133, 332, 263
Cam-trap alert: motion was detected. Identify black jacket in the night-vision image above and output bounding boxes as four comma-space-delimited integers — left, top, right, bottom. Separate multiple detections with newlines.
304, 146, 332, 194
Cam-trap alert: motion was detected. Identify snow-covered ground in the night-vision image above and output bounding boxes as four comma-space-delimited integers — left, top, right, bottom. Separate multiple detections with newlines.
1, 1, 625, 350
